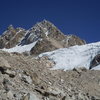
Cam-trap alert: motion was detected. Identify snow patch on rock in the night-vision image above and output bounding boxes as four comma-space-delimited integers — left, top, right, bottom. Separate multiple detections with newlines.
2, 41, 37, 53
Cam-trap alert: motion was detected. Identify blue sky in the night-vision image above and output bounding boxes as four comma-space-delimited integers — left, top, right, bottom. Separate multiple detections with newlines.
0, 0, 100, 43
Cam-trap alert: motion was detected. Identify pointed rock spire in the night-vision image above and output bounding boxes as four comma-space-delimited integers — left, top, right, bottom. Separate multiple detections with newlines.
7, 25, 14, 30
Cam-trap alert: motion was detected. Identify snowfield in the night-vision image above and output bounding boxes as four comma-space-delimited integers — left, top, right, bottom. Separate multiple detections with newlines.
39, 42, 100, 70
2, 41, 37, 53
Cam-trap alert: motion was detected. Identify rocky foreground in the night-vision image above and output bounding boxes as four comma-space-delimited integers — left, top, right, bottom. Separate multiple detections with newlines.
0, 50, 100, 100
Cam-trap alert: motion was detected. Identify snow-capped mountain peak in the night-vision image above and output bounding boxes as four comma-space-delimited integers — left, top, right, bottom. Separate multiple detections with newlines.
0, 20, 85, 54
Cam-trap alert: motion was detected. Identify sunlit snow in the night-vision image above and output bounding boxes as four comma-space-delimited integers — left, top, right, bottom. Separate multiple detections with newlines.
2, 41, 37, 53
39, 42, 100, 70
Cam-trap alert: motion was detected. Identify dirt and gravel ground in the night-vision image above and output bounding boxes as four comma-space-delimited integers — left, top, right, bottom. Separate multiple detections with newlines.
0, 50, 100, 100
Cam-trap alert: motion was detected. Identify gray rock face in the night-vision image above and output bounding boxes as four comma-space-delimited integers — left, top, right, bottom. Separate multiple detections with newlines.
30, 38, 58, 55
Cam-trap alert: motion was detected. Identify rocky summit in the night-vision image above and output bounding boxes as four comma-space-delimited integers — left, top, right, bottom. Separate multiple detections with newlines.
0, 20, 85, 54
0, 20, 100, 100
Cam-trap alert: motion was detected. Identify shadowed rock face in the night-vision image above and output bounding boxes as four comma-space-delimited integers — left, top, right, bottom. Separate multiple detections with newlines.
89, 54, 100, 69
30, 38, 58, 55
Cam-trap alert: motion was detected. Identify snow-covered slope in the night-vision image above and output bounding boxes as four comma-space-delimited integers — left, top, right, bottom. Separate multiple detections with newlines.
39, 42, 100, 70
2, 41, 37, 53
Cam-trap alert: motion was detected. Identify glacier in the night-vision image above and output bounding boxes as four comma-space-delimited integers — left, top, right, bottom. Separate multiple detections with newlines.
39, 41, 100, 70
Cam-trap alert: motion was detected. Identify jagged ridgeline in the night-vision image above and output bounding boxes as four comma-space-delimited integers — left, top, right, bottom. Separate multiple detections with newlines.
0, 20, 85, 55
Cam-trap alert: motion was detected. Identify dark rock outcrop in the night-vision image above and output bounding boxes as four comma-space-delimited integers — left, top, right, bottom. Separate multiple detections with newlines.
30, 38, 58, 55
89, 54, 100, 69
